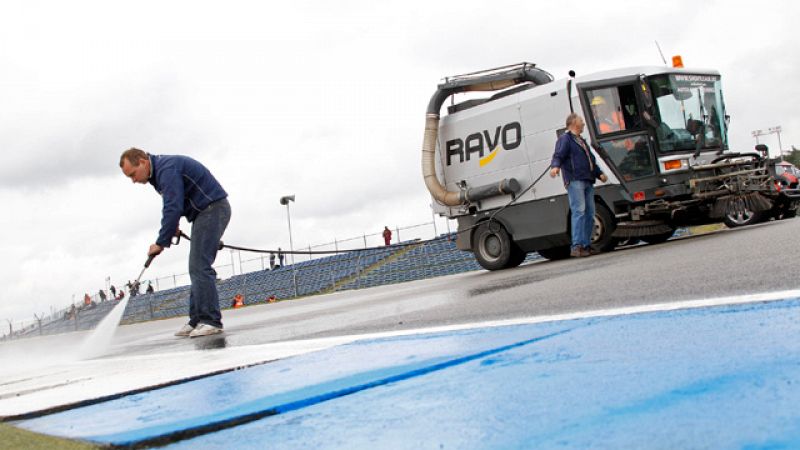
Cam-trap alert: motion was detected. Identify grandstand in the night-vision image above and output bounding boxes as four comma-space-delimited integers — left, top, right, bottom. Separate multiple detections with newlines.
121, 236, 484, 326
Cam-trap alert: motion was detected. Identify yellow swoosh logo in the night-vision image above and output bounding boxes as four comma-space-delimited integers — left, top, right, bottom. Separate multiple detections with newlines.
479, 147, 500, 167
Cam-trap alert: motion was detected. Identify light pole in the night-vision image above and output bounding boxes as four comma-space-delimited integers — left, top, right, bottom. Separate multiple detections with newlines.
752, 129, 764, 145
280, 195, 298, 297
279, 195, 296, 266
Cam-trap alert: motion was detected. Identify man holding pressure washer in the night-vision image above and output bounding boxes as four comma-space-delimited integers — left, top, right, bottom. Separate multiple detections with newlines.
119, 148, 231, 338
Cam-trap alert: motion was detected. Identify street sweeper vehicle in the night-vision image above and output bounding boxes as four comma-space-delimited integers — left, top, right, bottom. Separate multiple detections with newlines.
421, 61, 800, 270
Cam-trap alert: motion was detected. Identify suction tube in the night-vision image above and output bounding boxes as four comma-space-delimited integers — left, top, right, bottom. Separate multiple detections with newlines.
421, 63, 553, 206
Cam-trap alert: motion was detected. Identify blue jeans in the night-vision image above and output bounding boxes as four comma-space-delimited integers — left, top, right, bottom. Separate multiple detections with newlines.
567, 180, 595, 250
188, 198, 231, 328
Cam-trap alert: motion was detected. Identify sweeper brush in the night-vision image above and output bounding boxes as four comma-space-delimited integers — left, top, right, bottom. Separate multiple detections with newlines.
612, 220, 674, 238
710, 192, 773, 218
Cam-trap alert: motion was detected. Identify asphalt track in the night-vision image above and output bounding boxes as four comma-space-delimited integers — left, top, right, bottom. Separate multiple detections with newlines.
2, 219, 800, 448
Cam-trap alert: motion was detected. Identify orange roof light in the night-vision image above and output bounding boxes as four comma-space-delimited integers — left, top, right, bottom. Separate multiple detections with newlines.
672, 55, 684, 68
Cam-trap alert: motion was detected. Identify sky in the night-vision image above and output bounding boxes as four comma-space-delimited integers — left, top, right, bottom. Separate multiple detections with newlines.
1, 0, 798, 326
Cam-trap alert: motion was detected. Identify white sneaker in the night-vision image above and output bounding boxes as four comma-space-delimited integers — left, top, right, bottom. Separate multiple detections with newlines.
174, 324, 195, 337
189, 323, 224, 338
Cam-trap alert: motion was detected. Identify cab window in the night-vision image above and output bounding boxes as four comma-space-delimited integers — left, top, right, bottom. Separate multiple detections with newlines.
587, 85, 642, 136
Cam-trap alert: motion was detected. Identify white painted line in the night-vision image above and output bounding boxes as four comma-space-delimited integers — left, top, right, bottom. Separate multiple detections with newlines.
330, 288, 800, 343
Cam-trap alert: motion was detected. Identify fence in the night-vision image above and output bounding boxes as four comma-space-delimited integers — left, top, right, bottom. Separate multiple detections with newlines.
144, 220, 445, 292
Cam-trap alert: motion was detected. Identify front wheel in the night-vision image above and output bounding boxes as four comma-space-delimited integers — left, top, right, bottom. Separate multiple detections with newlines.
723, 208, 763, 228
472, 221, 514, 271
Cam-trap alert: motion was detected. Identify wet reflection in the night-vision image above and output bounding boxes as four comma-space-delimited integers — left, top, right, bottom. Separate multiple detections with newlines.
193, 335, 228, 350
468, 275, 546, 297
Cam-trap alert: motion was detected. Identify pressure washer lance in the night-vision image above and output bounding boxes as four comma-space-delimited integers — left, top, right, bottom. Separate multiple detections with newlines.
135, 254, 156, 286
133, 230, 185, 284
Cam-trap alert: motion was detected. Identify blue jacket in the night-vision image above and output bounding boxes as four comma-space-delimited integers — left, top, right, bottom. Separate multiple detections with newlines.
148, 154, 228, 248
550, 131, 604, 185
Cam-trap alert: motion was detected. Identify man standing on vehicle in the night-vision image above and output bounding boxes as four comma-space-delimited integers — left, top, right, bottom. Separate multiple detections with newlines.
550, 114, 608, 257
119, 148, 231, 337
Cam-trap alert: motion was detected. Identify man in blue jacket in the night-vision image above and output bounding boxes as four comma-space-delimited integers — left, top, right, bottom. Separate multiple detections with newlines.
550, 114, 608, 257
120, 148, 231, 337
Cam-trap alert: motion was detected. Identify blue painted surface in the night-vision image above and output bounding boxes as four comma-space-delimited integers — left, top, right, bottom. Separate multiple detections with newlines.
16, 299, 800, 449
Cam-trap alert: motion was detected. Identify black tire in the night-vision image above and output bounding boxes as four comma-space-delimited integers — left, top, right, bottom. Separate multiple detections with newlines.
783, 209, 798, 219
590, 204, 617, 252
537, 245, 571, 261
472, 221, 514, 271
723, 208, 763, 228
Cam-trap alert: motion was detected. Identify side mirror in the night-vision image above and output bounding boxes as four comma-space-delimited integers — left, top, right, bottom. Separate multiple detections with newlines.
755, 144, 768, 153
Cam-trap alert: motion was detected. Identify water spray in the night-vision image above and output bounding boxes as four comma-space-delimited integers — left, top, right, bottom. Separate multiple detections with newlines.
78, 254, 156, 360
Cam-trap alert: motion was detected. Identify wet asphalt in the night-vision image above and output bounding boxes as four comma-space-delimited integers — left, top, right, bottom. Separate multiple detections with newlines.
109, 218, 800, 357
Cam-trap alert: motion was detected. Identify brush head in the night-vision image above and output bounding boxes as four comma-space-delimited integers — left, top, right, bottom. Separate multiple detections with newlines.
711, 193, 773, 218
612, 220, 674, 238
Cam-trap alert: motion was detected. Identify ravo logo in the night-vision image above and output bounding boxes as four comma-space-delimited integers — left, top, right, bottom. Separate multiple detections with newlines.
445, 121, 522, 167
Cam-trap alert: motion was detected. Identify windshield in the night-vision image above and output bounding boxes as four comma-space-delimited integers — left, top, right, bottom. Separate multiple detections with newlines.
649, 74, 728, 152
776, 164, 800, 177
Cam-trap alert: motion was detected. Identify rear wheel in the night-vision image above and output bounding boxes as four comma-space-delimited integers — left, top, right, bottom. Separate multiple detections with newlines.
472, 221, 514, 271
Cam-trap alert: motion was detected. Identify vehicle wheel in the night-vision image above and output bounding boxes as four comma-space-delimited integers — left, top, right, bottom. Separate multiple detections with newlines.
505, 244, 527, 269
472, 221, 514, 271
783, 209, 798, 219
590, 204, 617, 252
537, 245, 571, 260
723, 206, 763, 228
641, 228, 676, 245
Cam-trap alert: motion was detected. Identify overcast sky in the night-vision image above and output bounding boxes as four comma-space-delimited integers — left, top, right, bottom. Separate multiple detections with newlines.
1, 0, 798, 326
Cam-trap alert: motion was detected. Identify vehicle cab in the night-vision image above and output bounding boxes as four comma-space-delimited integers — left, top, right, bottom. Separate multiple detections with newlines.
576, 66, 733, 222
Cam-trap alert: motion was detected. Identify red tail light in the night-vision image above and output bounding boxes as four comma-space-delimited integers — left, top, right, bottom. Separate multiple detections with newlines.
633, 191, 645, 201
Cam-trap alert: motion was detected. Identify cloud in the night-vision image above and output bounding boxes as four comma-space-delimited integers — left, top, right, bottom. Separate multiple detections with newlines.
0, 76, 214, 189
